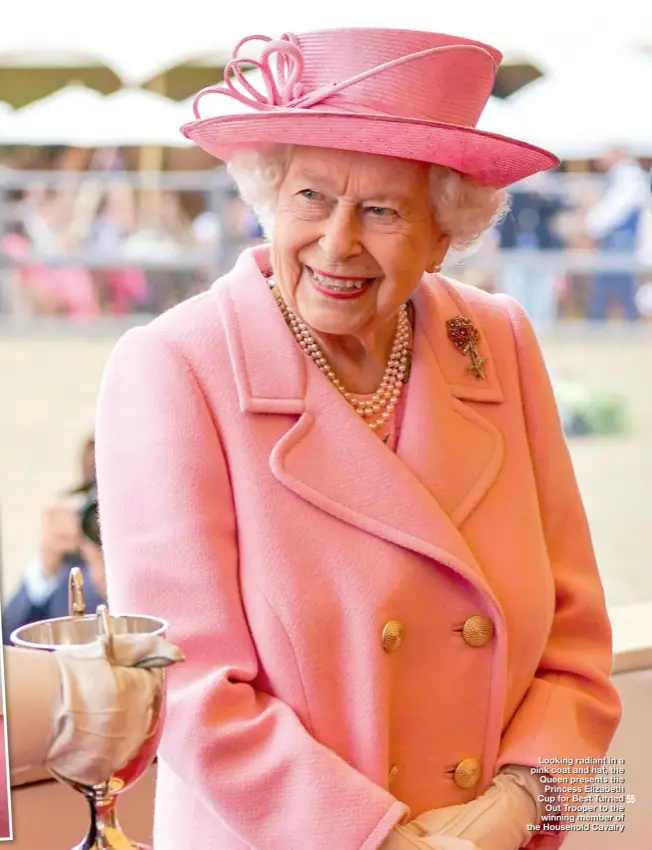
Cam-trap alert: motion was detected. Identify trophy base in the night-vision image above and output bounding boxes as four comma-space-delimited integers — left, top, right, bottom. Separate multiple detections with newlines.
71, 838, 151, 850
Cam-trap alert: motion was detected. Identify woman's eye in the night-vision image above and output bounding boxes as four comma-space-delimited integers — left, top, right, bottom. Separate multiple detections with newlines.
367, 206, 396, 217
298, 189, 322, 201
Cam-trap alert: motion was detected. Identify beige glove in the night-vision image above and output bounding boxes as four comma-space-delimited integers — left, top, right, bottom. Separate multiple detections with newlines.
47, 633, 183, 786
407, 769, 538, 850
381, 823, 479, 850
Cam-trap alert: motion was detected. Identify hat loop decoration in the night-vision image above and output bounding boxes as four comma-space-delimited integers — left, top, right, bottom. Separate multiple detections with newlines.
193, 33, 496, 120
193, 33, 306, 116
446, 315, 487, 380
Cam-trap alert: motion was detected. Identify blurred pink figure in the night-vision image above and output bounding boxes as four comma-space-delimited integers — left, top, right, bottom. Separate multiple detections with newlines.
102, 268, 149, 314
2, 232, 100, 319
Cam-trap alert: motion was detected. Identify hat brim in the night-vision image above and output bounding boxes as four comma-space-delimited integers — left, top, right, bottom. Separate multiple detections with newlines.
181, 110, 559, 189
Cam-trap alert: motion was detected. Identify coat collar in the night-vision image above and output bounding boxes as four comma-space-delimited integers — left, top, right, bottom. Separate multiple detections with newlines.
219, 247, 505, 408
216, 246, 507, 598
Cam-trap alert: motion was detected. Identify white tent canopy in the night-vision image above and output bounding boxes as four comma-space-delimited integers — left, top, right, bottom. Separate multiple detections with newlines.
1, 0, 651, 85
505, 49, 652, 158
0, 85, 191, 147
99, 89, 191, 147
0, 85, 106, 146
2, 48, 651, 157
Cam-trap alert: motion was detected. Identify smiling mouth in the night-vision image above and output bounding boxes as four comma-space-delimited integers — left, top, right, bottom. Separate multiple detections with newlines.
306, 266, 376, 293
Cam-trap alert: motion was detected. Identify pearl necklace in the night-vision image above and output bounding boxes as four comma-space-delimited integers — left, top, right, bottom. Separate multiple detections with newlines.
269, 280, 413, 431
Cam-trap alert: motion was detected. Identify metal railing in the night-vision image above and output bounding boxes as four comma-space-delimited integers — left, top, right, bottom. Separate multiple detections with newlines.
0, 167, 650, 328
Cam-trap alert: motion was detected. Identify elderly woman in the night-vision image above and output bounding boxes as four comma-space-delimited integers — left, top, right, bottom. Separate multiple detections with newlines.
95, 27, 621, 850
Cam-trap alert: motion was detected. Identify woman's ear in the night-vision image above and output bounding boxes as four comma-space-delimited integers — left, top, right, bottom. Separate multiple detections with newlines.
427, 232, 451, 273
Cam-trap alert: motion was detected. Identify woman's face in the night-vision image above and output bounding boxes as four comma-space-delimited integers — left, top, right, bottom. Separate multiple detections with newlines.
272, 147, 449, 340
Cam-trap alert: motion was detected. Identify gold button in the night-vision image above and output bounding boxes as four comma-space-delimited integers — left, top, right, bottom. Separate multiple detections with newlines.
454, 757, 482, 789
388, 764, 399, 787
381, 620, 405, 652
462, 615, 494, 647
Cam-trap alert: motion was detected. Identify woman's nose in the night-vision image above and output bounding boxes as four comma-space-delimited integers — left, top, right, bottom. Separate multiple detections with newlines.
318, 205, 362, 261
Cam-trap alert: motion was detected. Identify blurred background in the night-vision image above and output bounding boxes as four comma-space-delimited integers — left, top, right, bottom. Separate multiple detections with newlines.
1, 0, 651, 619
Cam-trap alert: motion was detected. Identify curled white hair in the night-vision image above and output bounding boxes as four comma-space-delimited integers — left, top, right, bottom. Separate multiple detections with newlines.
227, 145, 509, 251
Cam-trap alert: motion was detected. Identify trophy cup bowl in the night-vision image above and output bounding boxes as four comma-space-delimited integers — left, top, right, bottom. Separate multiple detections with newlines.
10, 568, 176, 850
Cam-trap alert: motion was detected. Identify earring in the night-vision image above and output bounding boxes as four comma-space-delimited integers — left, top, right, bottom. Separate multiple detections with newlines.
429, 263, 442, 274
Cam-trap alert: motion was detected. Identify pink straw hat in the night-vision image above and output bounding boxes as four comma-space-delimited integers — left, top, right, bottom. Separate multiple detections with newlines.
182, 28, 559, 189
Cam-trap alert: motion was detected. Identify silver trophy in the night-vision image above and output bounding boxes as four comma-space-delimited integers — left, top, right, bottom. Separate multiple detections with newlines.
11, 567, 178, 850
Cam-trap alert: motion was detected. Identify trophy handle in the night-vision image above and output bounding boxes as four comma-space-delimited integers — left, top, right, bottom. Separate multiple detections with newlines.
96, 605, 115, 663
69, 567, 86, 618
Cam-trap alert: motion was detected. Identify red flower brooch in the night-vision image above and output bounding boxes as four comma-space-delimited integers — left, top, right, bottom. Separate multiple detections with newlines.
445, 316, 487, 380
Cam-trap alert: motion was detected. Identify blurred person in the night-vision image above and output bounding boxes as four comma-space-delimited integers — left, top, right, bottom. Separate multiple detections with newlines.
159, 191, 194, 241
585, 146, 648, 320
96, 27, 620, 850
2, 435, 106, 644
13, 188, 100, 319
221, 187, 266, 271
89, 188, 150, 315
192, 210, 225, 296
19, 187, 61, 253
124, 191, 197, 312
1, 221, 62, 315
495, 173, 566, 331
192, 208, 223, 251
125, 190, 194, 253
68, 148, 150, 316
443, 227, 501, 294
634, 282, 652, 319
635, 167, 652, 268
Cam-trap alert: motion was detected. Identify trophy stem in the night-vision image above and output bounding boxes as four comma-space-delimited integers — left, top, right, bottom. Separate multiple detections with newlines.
73, 789, 150, 850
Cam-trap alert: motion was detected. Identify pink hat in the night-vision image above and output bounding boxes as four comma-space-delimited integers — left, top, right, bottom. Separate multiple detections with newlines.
182, 28, 559, 189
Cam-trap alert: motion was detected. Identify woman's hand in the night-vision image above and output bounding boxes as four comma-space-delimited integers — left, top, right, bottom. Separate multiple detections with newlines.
46, 633, 183, 786
382, 824, 479, 849
407, 769, 538, 850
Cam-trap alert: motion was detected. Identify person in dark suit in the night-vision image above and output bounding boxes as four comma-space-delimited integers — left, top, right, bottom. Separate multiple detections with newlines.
1, 549, 106, 644
586, 148, 648, 320
496, 173, 566, 330
2, 435, 107, 644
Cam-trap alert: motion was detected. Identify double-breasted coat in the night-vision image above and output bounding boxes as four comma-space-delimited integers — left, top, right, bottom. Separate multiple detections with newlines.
95, 246, 621, 850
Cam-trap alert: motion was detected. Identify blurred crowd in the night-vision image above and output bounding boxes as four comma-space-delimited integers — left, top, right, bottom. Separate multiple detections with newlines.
0, 148, 265, 319
453, 148, 652, 328
0, 145, 651, 327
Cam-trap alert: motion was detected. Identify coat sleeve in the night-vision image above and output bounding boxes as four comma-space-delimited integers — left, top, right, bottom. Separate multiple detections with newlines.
493, 297, 622, 848
94, 325, 408, 850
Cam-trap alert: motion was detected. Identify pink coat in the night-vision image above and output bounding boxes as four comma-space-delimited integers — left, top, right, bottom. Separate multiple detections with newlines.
96, 246, 621, 850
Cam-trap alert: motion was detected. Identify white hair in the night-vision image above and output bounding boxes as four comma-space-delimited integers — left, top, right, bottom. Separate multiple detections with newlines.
227, 144, 509, 252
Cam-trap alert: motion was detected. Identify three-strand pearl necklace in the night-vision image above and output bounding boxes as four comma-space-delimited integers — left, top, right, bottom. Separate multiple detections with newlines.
269, 279, 413, 431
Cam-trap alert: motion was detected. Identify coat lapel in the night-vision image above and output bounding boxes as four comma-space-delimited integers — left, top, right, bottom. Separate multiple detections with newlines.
219, 250, 506, 597
397, 278, 505, 527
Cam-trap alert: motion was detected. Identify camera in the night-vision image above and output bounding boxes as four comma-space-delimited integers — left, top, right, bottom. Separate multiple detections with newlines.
77, 483, 101, 547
